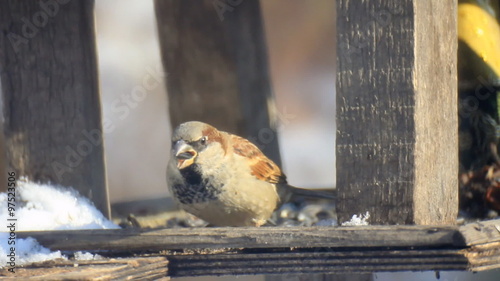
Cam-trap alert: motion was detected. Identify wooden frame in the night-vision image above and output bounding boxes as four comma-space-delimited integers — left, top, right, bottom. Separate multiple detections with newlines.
336, 0, 458, 225
0, 0, 110, 218
5, 219, 499, 279
2, 0, 499, 280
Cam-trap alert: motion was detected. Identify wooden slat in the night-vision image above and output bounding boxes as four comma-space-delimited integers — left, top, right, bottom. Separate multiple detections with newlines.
154, 0, 281, 165
336, 0, 458, 225
0, 0, 110, 217
18, 225, 463, 254
267, 274, 374, 281
0, 257, 168, 280
167, 249, 468, 277
459, 219, 500, 245
13, 220, 500, 277
412, 0, 458, 225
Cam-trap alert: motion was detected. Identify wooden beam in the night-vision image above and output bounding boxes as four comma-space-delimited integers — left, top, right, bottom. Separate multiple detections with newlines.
267, 274, 373, 281
14, 219, 500, 277
1, 257, 169, 280
18, 221, 500, 251
17, 225, 463, 253
166, 249, 468, 277
336, 0, 458, 225
154, 0, 281, 165
0, 0, 110, 217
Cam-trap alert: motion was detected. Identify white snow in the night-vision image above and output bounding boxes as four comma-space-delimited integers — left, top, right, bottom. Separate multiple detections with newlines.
0, 179, 118, 268
74, 251, 102, 261
341, 212, 371, 226
0, 233, 65, 266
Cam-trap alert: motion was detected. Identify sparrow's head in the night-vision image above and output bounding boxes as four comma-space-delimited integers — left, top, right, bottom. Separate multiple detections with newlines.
171, 121, 226, 169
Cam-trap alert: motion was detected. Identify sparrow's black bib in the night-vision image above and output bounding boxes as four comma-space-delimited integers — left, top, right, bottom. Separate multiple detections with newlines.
172, 164, 224, 204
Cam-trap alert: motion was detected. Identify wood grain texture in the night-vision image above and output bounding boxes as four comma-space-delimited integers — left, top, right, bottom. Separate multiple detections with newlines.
17, 225, 463, 253
12, 220, 500, 274
336, 0, 457, 225
0, 0, 110, 217
459, 219, 500, 245
413, 0, 458, 225
155, 0, 281, 165
0, 256, 169, 280
266, 274, 373, 281
13, 219, 500, 277
167, 249, 468, 276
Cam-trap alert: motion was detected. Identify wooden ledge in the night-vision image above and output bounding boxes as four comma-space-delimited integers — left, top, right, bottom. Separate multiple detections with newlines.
6, 219, 500, 279
19, 224, 464, 253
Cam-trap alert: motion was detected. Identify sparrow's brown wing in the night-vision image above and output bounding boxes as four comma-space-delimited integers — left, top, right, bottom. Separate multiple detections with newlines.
230, 134, 287, 184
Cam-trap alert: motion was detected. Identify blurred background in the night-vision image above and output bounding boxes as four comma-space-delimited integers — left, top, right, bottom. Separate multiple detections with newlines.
94, 0, 336, 204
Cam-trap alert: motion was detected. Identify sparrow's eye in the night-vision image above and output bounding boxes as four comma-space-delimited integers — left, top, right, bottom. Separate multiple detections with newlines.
189, 136, 208, 152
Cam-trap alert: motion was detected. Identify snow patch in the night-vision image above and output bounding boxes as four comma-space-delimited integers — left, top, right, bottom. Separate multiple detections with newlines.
341, 212, 370, 226
0, 179, 118, 267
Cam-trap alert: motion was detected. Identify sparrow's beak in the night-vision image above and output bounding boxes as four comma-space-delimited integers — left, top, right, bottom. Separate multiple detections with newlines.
173, 140, 197, 169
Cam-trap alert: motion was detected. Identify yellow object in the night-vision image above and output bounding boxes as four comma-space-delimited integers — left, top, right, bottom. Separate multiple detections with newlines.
458, 1, 500, 82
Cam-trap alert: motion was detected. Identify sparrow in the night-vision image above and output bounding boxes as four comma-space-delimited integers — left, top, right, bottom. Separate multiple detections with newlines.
167, 121, 335, 227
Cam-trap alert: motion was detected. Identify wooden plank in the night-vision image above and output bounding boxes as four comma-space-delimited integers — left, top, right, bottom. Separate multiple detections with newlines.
0, 0, 110, 217
461, 220, 500, 271
336, 0, 458, 225
167, 249, 467, 276
1, 248, 470, 278
267, 274, 373, 281
17, 225, 463, 253
459, 219, 500, 245
0, 256, 168, 280
412, 0, 459, 225
13, 220, 500, 277
465, 241, 500, 272
154, 0, 281, 165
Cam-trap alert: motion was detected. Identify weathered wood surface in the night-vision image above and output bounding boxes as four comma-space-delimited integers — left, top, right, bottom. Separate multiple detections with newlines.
413, 0, 458, 225
0, 0, 110, 217
336, 0, 458, 225
167, 248, 468, 277
459, 219, 500, 272
18, 225, 463, 253
460, 219, 500, 245
267, 274, 373, 281
14, 219, 500, 277
0, 257, 169, 281
154, 0, 281, 165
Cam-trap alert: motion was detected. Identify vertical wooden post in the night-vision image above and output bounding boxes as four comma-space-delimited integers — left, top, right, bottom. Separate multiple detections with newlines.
0, 0, 110, 218
154, 0, 281, 165
336, 0, 458, 225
